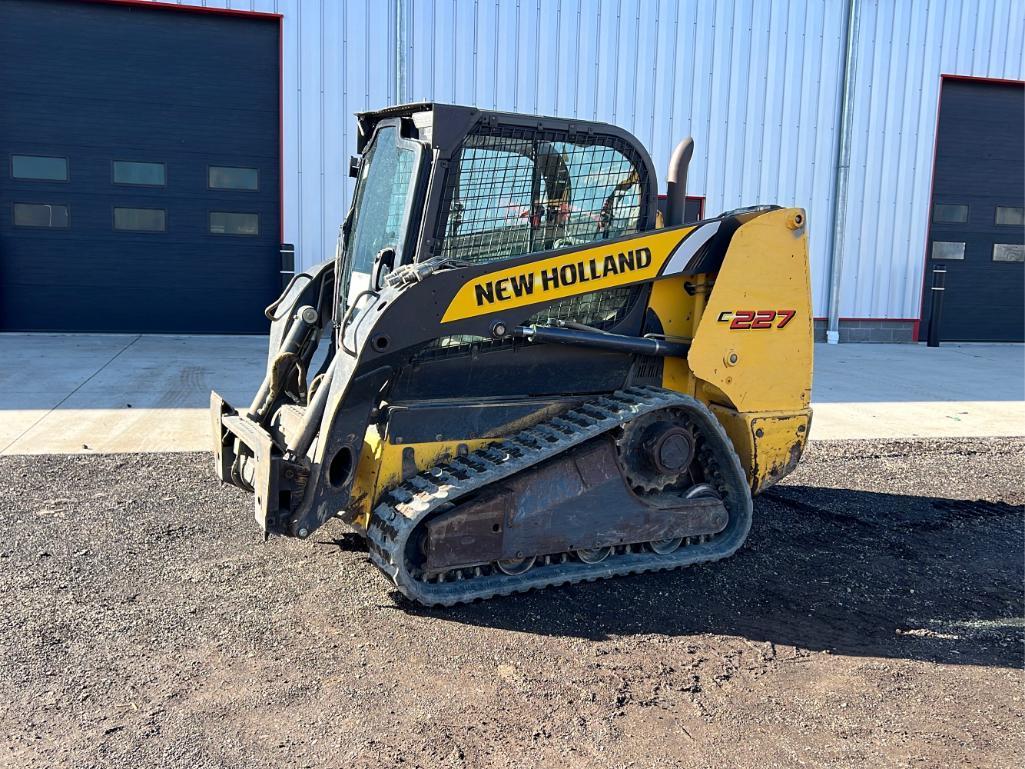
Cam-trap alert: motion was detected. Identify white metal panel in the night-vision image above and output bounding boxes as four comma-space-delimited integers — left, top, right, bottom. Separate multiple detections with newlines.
142, 0, 1024, 321
839, 0, 1025, 319
405, 0, 848, 314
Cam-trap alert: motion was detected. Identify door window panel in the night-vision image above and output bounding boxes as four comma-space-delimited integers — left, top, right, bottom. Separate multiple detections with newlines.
14, 203, 68, 228
210, 211, 259, 236
992, 244, 1024, 262
12, 155, 68, 181
931, 241, 965, 260
932, 203, 968, 223
209, 166, 259, 190
995, 206, 1024, 226
343, 126, 418, 274
114, 161, 165, 186
114, 207, 165, 232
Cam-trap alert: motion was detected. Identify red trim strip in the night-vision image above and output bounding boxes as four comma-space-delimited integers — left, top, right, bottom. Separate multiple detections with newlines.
82, 0, 282, 19
278, 15, 284, 244
916, 77, 946, 339
940, 73, 1025, 86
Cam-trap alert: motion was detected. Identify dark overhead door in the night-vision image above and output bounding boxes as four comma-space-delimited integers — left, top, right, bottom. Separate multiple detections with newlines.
921, 79, 1024, 342
0, 0, 280, 333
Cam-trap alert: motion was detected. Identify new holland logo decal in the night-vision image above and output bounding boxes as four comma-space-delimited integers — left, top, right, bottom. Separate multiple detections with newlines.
441, 228, 694, 323
473, 248, 653, 307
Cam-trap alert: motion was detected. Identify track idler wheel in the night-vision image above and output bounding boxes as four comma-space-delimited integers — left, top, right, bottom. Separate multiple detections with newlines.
575, 546, 612, 564
647, 484, 721, 555
496, 556, 536, 575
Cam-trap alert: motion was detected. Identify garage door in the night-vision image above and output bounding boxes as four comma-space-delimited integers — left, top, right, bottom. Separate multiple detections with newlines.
921, 79, 1024, 342
0, 0, 281, 333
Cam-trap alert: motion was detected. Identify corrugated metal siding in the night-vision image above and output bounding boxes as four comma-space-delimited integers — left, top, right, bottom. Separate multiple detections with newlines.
142, 0, 1024, 319
406, 0, 844, 315
840, 0, 1025, 319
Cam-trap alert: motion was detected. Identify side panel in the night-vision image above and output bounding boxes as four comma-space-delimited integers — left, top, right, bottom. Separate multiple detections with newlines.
440, 227, 695, 323
647, 272, 703, 396
684, 207, 813, 492
348, 397, 586, 528
348, 431, 491, 530
688, 208, 813, 414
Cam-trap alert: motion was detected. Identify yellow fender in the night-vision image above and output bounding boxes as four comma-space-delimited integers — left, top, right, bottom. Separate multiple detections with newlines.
687, 207, 813, 493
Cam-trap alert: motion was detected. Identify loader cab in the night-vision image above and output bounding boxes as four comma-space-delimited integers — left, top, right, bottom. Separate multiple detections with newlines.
339, 103, 659, 331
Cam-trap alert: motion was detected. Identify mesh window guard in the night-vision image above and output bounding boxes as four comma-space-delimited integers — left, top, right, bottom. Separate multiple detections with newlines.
433, 125, 650, 330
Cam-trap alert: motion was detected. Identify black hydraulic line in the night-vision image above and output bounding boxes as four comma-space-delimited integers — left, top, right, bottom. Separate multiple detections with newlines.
289, 364, 335, 460
512, 325, 690, 357
265, 273, 313, 321
247, 305, 320, 422
555, 319, 606, 333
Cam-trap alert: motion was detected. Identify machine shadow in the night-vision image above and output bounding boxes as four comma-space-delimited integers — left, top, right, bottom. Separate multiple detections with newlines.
401, 485, 1024, 668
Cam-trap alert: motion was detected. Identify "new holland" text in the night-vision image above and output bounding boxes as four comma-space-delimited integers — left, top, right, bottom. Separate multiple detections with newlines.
473, 247, 653, 306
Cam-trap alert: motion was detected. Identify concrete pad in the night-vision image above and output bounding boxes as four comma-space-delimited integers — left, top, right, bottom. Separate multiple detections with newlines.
4, 408, 214, 454
1, 333, 267, 455
0, 333, 140, 399
58, 333, 267, 409
1, 334, 1022, 454
0, 393, 67, 450
810, 400, 1025, 440
811, 343, 1025, 440
812, 342, 1024, 404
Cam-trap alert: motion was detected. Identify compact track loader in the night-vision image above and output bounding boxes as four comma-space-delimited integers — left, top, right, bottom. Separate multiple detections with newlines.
212, 103, 813, 606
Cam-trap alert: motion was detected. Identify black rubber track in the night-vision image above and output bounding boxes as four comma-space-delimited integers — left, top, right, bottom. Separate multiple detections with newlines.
366, 387, 753, 606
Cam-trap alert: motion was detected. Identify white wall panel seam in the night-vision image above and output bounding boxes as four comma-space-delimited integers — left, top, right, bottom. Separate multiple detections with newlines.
890, 0, 921, 318
666, 0, 679, 149
643, 0, 660, 153
866, 0, 892, 314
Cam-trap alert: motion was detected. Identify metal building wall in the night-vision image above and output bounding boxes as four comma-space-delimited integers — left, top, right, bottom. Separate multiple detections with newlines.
407, 0, 848, 315
839, 0, 1025, 320
143, 0, 1024, 320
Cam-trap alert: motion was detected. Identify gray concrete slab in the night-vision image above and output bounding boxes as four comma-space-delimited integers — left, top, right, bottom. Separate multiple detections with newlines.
0, 333, 139, 397
811, 343, 1025, 440
812, 342, 1023, 403
1, 333, 266, 454
1, 333, 1022, 454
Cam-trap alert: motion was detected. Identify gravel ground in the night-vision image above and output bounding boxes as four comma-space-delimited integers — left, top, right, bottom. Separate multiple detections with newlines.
1, 438, 1022, 768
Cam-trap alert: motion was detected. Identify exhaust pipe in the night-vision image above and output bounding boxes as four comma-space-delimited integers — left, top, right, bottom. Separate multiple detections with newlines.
665, 137, 694, 227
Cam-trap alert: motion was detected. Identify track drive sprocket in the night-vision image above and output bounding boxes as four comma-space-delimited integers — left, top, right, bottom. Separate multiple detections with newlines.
615, 408, 697, 493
